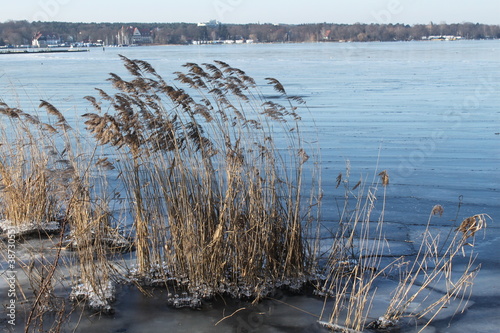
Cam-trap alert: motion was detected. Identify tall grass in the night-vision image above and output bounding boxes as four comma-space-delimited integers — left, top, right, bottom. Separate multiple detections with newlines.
0, 99, 117, 321
373, 212, 489, 331
0, 100, 74, 331
0, 101, 66, 231
66, 166, 116, 313
317, 167, 391, 332
318, 166, 489, 332
82, 56, 321, 300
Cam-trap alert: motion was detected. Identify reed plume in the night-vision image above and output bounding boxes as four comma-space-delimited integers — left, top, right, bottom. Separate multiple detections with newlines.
82, 56, 321, 301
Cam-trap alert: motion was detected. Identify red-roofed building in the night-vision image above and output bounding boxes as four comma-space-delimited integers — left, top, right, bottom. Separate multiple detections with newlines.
117, 26, 153, 45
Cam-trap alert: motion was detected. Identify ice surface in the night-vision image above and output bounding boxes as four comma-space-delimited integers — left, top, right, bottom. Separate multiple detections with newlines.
1, 40, 499, 332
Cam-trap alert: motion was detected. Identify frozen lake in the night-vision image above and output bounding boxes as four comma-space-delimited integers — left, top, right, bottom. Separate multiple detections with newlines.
1, 40, 499, 332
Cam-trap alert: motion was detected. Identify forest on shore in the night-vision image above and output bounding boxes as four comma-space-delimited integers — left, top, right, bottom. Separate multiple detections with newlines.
1, 20, 499, 46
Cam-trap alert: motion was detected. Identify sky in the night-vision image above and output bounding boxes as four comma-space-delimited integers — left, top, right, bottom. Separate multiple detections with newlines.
1, 0, 499, 25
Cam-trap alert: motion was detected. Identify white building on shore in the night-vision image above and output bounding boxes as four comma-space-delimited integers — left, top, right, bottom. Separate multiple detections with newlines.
117, 26, 154, 45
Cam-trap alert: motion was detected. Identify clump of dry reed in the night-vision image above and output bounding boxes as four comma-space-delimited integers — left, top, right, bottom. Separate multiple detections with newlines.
318, 166, 489, 332
66, 171, 116, 313
37, 101, 121, 313
0, 98, 120, 322
371, 211, 490, 331
0, 100, 76, 331
82, 56, 321, 301
0, 101, 70, 233
318, 166, 391, 332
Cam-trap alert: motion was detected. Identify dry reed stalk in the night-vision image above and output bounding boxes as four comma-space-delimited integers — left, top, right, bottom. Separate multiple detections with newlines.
318, 167, 389, 331
370, 210, 490, 331
82, 56, 321, 301
0, 99, 117, 319
0, 101, 79, 332
0, 102, 71, 231
0, 158, 54, 225
317, 166, 486, 332
59, 124, 121, 313
0, 236, 67, 332
66, 174, 115, 312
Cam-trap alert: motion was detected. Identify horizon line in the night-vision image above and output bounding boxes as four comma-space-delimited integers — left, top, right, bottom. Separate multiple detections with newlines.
2, 19, 499, 26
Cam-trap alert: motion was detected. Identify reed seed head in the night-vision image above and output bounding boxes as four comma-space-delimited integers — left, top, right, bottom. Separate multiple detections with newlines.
431, 205, 444, 216
378, 170, 389, 186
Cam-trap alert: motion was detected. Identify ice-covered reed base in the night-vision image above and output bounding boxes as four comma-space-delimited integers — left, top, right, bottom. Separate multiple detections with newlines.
318, 321, 363, 333
0, 219, 61, 238
125, 262, 318, 309
62, 229, 134, 253
69, 281, 116, 313
365, 316, 398, 329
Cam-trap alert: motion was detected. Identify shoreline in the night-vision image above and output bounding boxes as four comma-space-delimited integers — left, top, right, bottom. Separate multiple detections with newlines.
1, 38, 497, 55
0, 48, 89, 55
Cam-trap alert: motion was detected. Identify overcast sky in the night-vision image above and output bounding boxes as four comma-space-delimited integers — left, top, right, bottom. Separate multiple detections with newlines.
2, 0, 499, 25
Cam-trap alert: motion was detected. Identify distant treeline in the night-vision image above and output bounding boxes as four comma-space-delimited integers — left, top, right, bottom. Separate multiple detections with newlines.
1, 20, 499, 46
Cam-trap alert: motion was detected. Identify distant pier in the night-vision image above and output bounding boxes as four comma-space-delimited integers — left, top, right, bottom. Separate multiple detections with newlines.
0, 48, 89, 55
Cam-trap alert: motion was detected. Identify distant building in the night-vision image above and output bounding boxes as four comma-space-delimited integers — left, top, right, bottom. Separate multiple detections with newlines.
197, 20, 221, 27
322, 29, 331, 40
32, 31, 61, 47
117, 26, 154, 45
423, 35, 462, 41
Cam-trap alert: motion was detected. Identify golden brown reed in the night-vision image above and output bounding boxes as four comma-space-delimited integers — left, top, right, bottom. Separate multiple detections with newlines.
319, 165, 489, 333
80, 56, 321, 300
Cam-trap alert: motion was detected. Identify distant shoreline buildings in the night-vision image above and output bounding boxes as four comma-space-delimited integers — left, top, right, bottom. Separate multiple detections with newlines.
0, 21, 498, 48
